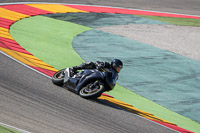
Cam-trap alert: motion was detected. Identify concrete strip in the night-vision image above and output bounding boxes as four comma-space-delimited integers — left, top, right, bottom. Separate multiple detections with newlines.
97, 24, 200, 61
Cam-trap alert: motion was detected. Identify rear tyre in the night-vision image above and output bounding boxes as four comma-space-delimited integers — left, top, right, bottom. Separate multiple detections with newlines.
79, 81, 105, 99
52, 69, 65, 86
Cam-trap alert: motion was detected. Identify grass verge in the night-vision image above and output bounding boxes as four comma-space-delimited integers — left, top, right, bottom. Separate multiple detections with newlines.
0, 125, 22, 133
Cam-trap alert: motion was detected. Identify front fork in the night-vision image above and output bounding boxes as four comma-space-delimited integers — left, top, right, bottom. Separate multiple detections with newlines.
64, 68, 70, 82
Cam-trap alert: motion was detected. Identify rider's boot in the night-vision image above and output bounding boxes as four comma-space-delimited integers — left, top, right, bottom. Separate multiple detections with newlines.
72, 66, 81, 73
68, 68, 74, 77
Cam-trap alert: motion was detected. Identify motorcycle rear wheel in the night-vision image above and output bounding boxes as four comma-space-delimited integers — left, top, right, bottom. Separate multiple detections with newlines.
79, 81, 105, 99
52, 69, 65, 86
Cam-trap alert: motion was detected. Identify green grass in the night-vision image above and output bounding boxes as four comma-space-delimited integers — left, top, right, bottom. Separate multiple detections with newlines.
10, 16, 91, 70
0, 125, 22, 133
138, 15, 200, 27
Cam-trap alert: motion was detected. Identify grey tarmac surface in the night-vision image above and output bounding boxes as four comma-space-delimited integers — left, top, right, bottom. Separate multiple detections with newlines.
0, 53, 176, 133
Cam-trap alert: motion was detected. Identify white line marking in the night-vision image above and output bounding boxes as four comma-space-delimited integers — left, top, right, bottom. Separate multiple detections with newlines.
0, 122, 31, 133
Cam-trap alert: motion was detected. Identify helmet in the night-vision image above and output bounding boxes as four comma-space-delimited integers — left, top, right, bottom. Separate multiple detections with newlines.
111, 59, 123, 73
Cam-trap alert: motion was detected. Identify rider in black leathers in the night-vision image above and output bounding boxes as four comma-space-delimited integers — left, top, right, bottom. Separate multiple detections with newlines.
72, 59, 123, 74
70, 59, 123, 91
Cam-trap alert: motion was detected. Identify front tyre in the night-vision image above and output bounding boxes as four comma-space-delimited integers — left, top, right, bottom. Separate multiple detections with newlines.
79, 81, 105, 99
52, 69, 65, 86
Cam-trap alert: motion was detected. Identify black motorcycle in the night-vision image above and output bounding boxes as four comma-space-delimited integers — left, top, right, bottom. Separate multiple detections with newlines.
52, 67, 118, 99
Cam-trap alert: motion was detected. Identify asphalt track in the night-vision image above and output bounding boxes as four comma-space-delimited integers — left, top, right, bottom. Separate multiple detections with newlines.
0, 0, 199, 133
0, 52, 177, 133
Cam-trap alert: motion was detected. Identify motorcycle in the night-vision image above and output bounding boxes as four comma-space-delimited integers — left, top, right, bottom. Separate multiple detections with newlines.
52, 67, 118, 99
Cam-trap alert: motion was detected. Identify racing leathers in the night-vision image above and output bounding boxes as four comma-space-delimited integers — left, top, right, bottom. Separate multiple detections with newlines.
72, 61, 119, 91
72, 61, 111, 72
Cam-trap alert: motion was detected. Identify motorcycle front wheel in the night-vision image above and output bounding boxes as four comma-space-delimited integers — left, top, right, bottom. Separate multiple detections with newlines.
79, 81, 105, 99
52, 69, 65, 86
